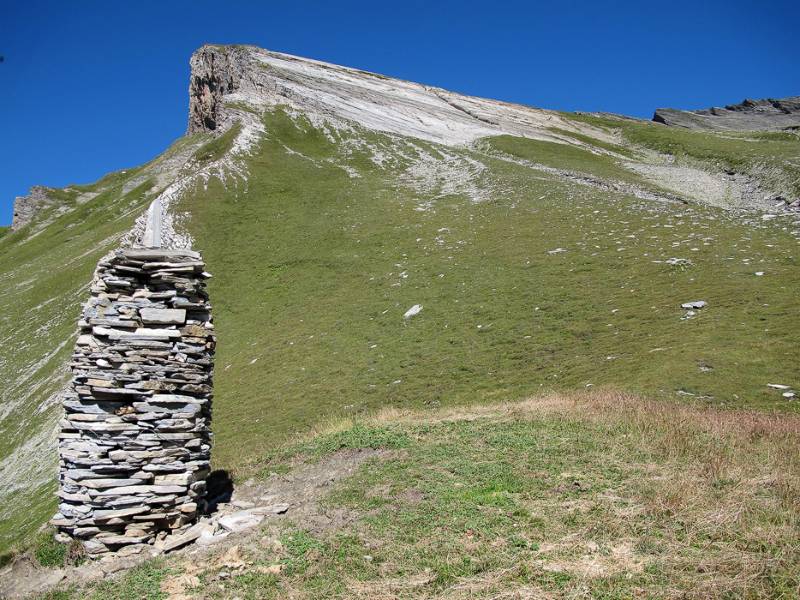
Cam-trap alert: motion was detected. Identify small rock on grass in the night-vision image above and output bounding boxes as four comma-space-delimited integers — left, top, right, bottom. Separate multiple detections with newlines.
403, 304, 423, 319
681, 300, 707, 309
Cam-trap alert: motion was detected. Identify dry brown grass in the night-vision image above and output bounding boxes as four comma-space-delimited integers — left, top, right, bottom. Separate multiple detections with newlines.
93, 390, 798, 600
318, 390, 800, 599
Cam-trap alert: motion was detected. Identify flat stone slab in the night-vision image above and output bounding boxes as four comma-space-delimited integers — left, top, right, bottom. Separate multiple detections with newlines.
80, 478, 149, 490
140, 308, 186, 325
121, 248, 201, 261
218, 511, 265, 533
150, 394, 206, 404
94, 484, 187, 496
159, 521, 207, 552
93, 506, 150, 521
89, 386, 150, 397
251, 503, 290, 515
92, 326, 181, 341
96, 534, 152, 546
66, 421, 139, 432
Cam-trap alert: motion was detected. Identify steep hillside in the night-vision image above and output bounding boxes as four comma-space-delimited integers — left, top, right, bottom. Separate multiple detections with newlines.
1, 44, 798, 559
0, 134, 225, 551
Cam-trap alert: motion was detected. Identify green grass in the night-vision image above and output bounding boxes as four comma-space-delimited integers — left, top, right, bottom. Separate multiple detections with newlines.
546, 126, 635, 158
32, 530, 66, 568
486, 134, 643, 184
193, 122, 242, 162
305, 399, 798, 598
258, 424, 412, 476
29, 528, 85, 569
36, 560, 171, 599
50, 393, 799, 599
175, 110, 798, 480
90, 561, 171, 600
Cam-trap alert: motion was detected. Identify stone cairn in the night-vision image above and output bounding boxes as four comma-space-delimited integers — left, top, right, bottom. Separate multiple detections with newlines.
51, 247, 215, 558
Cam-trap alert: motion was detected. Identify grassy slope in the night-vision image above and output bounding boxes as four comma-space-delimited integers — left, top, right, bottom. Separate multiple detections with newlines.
567, 113, 800, 196
175, 110, 798, 481
487, 134, 640, 182
0, 174, 157, 553
47, 392, 800, 599
5, 108, 799, 561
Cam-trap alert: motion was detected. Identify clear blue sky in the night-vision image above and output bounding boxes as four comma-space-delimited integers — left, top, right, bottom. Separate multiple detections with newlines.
2, 0, 797, 226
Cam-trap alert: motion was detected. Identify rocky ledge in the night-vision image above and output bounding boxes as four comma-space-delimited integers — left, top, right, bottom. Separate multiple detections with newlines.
653, 96, 800, 131
11, 185, 58, 230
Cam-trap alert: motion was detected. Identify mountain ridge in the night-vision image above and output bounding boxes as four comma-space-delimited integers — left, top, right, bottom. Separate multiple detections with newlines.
11, 46, 799, 230
653, 95, 800, 131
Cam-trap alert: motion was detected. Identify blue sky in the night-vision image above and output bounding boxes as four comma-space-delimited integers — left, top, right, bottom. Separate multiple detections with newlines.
1, 0, 797, 226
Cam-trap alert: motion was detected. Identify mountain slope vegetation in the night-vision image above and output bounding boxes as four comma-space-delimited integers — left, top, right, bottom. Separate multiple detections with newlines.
177, 109, 798, 477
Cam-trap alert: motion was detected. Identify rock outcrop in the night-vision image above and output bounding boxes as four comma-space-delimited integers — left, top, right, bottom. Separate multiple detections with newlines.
52, 247, 215, 558
653, 96, 800, 131
187, 46, 244, 134
182, 45, 603, 146
11, 185, 56, 230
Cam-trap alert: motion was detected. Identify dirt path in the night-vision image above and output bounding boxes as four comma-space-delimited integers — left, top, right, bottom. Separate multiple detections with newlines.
0, 448, 388, 599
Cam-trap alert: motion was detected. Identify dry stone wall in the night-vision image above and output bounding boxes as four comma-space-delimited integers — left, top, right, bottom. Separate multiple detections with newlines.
52, 247, 215, 557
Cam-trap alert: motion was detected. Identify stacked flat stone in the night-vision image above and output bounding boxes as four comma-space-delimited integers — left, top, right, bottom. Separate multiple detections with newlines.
52, 247, 215, 557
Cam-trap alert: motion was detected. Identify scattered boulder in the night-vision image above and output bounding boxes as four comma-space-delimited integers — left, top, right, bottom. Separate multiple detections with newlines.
767, 383, 791, 390
681, 301, 707, 310
403, 304, 423, 320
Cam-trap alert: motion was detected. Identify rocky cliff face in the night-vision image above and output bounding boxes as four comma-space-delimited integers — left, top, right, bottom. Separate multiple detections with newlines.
187, 46, 246, 134
182, 45, 600, 146
11, 185, 57, 230
653, 96, 800, 131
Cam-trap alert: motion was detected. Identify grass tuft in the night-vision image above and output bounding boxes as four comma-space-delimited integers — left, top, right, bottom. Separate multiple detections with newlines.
193, 122, 242, 163
32, 530, 66, 568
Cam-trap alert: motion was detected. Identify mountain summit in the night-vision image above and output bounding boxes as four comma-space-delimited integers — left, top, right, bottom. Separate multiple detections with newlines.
186, 45, 588, 144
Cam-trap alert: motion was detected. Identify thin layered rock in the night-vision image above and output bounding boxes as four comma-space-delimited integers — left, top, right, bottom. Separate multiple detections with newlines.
52, 248, 215, 557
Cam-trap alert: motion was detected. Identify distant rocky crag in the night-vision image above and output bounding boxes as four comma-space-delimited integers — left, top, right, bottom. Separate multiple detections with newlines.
653, 96, 800, 131
11, 185, 57, 230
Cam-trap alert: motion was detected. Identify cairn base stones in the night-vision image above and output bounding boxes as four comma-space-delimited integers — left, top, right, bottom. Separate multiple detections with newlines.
52, 248, 215, 557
